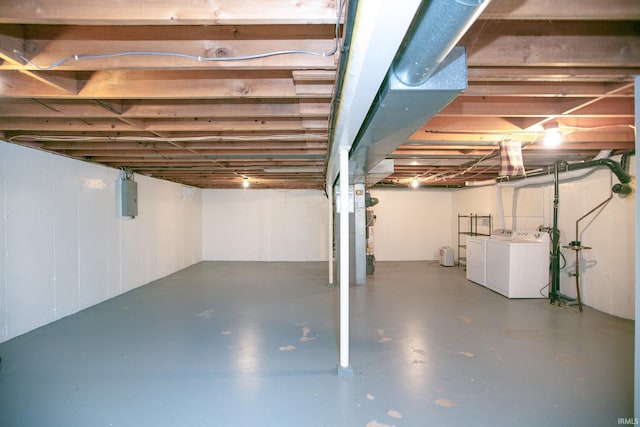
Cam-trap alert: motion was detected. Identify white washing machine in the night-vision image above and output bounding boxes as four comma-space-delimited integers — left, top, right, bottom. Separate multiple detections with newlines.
466, 236, 490, 286
467, 229, 512, 288
485, 230, 550, 298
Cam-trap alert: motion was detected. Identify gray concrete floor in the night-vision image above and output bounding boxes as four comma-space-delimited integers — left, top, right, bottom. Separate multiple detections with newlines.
0, 261, 634, 427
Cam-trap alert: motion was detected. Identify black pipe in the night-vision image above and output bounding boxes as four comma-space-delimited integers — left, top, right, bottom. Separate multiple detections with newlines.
621, 149, 635, 173
613, 183, 633, 195
490, 153, 633, 187
564, 157, 631, 184
550, 162, 561, 303
571, 191, 613, 312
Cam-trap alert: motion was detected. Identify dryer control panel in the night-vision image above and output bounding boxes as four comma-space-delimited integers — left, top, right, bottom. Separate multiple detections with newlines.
491, 229, 514, 240
513, 230, 550, 243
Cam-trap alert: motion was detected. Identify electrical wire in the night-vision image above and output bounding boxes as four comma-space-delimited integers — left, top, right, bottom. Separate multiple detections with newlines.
13, 0, 346, 71
539, 282, 549, 298
14, 48, 333, 70
120, 167, 134, 181
8, 133, 328, 143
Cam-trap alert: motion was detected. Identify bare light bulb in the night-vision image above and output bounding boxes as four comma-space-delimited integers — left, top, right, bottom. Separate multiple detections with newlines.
543, 122, 563, 146
242, 177, 250, 188
544, 128, 562, 146
411, 178, 419, 188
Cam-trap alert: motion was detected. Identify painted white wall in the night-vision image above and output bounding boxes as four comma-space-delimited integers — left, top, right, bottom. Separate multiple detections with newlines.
450, 185, 497, 260
202, 189, 329, 261
451, 156, 636, 319
369, 188, 452, 261
552, 166, 635, 319
0, 141, 203, 343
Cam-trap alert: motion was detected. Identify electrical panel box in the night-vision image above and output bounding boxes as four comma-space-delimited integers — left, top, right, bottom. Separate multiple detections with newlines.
120, 179, 138, 217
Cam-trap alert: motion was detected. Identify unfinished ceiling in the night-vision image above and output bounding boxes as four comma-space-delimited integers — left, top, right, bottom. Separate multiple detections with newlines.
0, 0, 638, 189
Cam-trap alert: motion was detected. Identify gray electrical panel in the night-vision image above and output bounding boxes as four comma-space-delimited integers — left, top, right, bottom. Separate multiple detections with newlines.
120, 179, 138, 217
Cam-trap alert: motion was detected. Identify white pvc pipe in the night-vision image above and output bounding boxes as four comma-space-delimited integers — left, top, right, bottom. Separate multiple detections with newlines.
495, 186, 505, 229
495, 150, 612, 228
497, 149, 610, 189
328, 185, 334, 286
339, 147, 350, 369
465, 150, 612, 189
465, 178, 496, 187
469, 150, 613, 229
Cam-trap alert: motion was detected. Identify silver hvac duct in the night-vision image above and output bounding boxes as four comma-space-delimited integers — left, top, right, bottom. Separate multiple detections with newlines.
393, 0, 490, 87
350, 0, 492, 181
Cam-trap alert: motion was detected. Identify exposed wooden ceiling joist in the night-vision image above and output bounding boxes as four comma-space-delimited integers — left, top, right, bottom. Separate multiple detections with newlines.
0, 0, 636, 189
0, 0, 341, 25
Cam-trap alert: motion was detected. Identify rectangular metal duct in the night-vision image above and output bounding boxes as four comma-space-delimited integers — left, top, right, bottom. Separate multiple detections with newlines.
350, 46, 467, 181
365, 158, 394, 186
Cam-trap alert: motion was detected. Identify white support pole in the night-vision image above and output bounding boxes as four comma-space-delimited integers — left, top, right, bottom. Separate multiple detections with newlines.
328, 184, 334, 286
339, 147, 351, 372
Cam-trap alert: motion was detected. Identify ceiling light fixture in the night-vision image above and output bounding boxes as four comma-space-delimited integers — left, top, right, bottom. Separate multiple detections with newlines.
411, 178, 419, 188
543, 121, 563, 146
242, 177, 250, 189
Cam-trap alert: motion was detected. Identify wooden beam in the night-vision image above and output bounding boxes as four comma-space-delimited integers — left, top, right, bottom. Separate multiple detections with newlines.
52, 149, 328, 157
439, 96, 633, 118
292, 70, 337, 82
8, 39, 337, 71
467, 39, 640, 69
5, 131, 328, 142
123, 100, 331, 118
0, 70, 328, 99
468, 67, 640, 83
295, 84, 334, 96
0, 0, 341, 25
0, 99, 331, 118
39, 141, 327, 150
0, 117, 325, 132
396, 141, 634, 151
481, 0, 640, 21
516, 83, 635, 129
464, 82, 635, 98
0, 26, 79, 93
18, 24, 337, 41
89, 99, 127, 115
81, 157, 325, 163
